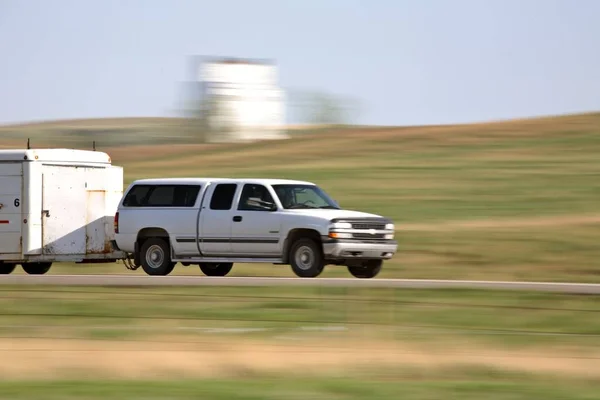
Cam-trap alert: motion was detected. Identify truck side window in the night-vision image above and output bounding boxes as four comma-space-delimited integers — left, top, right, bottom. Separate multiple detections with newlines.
238, 184, 275, 211
123, 184, 201, 207
146, 185, 175, 207
172, 185, 201, 207
122, 185, 151, 207
210, 184, 237, 210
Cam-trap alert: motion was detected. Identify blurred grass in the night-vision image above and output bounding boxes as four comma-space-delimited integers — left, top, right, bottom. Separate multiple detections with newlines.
0, 372, 599, 399
2, 112, 600, 282
3, 115, 600, 398
0, 287, 598, 349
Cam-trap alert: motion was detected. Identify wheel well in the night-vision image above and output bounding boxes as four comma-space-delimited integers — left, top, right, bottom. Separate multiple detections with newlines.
282, 228, 322, 264
137, 227, 170, 243
135, 228, 170, 261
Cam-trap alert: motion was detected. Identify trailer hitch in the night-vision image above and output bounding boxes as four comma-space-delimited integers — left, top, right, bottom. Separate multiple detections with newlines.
122, 254, 140, 270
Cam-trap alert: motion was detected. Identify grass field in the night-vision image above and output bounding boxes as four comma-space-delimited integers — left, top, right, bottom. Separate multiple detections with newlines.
2, 112, 600, 395
3, 112, 599, 282
0, 287, 598, 379
2, 287, 598, 345
1, 373, 599, 400
0, 286, 598, 397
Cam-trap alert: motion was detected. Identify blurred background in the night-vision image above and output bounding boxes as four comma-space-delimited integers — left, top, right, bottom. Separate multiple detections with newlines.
0, 0, 599, 398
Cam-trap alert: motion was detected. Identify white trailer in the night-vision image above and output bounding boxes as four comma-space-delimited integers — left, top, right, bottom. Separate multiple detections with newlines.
0, 148, 125, 275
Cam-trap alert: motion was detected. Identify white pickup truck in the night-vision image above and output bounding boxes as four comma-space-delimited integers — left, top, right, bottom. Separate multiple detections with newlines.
113, 178, 397, 278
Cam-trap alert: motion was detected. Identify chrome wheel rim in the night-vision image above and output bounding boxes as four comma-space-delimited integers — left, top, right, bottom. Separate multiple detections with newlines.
294, 245, 314, 270
145, 245, 164, 269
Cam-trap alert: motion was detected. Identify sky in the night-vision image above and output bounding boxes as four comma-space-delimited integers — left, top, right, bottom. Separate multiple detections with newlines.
0, 0, 599, 126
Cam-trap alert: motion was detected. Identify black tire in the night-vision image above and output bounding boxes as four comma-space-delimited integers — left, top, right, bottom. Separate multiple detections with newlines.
0, 263, 17, 275
347, 260, 382, 279
21, 262, 52, 275
289, 238, 325, 278
199, 262, 233, 277
140, 238, 175, 276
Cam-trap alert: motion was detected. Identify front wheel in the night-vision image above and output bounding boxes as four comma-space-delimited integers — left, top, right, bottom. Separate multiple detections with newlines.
289, 238, 325, 278
140, 238, 175, 276
199, 263, 233, 277
347, 260, 382, 279
21, 262, 52, 275
0, 263, 17, 275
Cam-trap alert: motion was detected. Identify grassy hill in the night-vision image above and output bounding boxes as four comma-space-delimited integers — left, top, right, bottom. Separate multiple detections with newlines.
2, 112, 600, 282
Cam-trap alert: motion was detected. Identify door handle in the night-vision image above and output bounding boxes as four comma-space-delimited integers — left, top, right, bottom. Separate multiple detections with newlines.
42, 210, 50, 218
233, 216, 242, 222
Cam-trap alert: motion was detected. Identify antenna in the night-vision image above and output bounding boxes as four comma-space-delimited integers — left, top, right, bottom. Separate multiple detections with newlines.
93, 141, 96, 151
27, 138, 30, 150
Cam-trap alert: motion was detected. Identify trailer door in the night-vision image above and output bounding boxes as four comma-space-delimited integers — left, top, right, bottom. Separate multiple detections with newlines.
41, 165, 87, 255
0, 163, 23, 255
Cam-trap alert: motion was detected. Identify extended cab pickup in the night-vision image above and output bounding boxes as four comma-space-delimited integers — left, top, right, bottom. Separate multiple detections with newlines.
113, 178, 397, 278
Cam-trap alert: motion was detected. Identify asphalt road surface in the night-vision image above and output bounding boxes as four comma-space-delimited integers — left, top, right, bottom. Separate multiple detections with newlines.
0, 275, 599, 293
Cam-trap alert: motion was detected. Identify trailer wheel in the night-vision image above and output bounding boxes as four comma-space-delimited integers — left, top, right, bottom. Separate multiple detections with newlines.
199, 262, 233, 277
21, 262, 52, 275
140, 237, 175, 276
0, 263, 17, 275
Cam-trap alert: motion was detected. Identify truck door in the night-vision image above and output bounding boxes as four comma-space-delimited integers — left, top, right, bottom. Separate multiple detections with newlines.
198, 182, 239, 256
230, 183, 281, 257
41, 165, 87, 255
0, 163, 23, 255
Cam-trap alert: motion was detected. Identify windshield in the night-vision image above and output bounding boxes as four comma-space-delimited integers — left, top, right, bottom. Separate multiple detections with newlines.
272, 184, 340, 210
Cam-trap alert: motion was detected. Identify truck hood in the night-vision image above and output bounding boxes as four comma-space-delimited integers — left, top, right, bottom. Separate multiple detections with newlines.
284, 209, 389, 221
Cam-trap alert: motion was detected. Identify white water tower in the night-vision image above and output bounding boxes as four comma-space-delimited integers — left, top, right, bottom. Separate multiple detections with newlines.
196, 57, 288, 143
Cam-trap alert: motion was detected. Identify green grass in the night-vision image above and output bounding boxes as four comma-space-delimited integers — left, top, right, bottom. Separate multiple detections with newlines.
0, 117, 197, 146
2, 112, 600, 282
0, 287, 598, 349
0, 373, 599, 399
3, 115, 600, 395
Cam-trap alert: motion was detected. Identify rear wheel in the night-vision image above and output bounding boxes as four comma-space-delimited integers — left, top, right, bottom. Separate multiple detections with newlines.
347, 260, 382, 279
140, 238, 175, 276
199, 263, 233, 277
289, 238, 324, 278
21, 262, 52, 275
0, 263, 17, 275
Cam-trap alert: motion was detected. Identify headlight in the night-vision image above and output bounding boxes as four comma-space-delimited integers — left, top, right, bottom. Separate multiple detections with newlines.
331, 222, 352, 229
385, 233, 394, 240
385, 223, 395, 230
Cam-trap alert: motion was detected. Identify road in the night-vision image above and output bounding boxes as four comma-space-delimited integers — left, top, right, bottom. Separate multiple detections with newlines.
0, 275, 599, 293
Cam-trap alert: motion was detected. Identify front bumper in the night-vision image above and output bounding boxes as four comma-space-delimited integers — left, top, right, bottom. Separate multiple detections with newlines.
322, 239, 398, 260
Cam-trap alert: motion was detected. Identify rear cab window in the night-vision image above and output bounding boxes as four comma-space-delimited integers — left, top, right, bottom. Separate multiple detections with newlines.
209, 183, 238, 210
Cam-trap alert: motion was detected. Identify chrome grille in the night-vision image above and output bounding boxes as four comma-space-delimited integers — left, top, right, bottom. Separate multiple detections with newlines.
352, 232, 386, 240
351, 223, 386, 230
